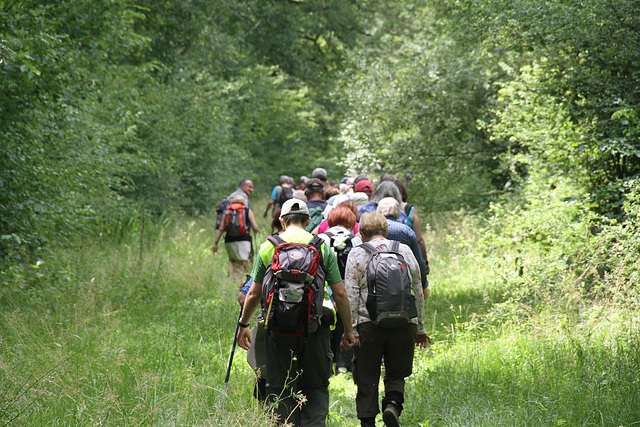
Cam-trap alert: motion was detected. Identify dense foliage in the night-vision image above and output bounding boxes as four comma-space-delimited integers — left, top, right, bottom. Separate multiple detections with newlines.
1, 0, 376, 272
2, 0, 640, 312
2, 1, 640, 424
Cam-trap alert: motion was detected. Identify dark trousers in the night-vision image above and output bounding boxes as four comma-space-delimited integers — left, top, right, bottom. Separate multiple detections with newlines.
331, 312, 354, 372
353, 322, 417, 419
265, 326, 333, 426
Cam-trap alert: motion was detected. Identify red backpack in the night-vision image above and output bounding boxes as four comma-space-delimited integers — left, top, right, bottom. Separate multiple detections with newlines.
223, 203, 249, 237
262, 234, 326, 337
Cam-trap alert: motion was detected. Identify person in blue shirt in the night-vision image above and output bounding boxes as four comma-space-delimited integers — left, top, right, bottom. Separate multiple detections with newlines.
264, 175, 293, 218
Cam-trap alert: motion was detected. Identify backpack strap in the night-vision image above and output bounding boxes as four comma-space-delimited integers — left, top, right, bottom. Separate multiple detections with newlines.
267, 234, 284, 247
360, 241, 399, 253
308, 235, 325, 254
308, 235, 326, 283
404, 203, 413, 216
360, 242, 379, 254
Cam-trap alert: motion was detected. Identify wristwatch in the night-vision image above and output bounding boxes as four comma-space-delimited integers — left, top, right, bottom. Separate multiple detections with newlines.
238, 321, 250, 328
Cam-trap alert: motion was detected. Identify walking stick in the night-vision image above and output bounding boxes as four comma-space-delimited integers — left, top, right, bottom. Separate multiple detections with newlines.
222, 308, 243, 402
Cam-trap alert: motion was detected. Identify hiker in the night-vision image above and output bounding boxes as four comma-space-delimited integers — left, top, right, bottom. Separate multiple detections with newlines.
312, 167, 328, 188
304, 178, 327, 233
394, 179, 429, 271
264, 175, 294, 218
227, 178, 254, 208
354, 175, 369, 184
344, 177, 356, 195
354, 179, 373, 199
317, 199, 360, 236
212, 195, 259, 277
319, 205, 362, 374
323, 185, 341, 201
377, 197, 429, 297
296, 176, 308, 191
344, 212, 429, 427
350, 179, 372, 209
358, 181, 410, 224
237, 198, 356, 426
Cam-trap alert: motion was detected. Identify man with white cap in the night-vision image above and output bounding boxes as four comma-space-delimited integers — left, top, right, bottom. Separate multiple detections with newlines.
238, 198, 356, 426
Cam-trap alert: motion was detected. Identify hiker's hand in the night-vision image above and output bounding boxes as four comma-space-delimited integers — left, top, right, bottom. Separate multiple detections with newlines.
340, 331, 356, 350
263, 210, 268, 218
237, 325, 252, 351
416, 334, 431, 348
423, 288, 429, 299
211, 244, 219, 255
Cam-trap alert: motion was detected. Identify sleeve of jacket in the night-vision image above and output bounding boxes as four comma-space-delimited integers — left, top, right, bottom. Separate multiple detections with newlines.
405, 227, 428, 288
399, 243, 426, 335
344, 247, 365, 335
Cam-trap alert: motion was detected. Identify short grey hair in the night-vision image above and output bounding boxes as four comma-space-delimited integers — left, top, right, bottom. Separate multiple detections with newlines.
377, 197, 400, 219
312, 167, 327, 181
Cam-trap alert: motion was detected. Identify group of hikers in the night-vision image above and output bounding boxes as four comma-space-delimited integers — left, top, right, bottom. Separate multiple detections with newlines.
212, 168, 430, 427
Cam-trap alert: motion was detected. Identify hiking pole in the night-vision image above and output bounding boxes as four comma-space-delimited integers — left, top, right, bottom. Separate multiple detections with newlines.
251, 232, 258, 263
222, 308, 243, 403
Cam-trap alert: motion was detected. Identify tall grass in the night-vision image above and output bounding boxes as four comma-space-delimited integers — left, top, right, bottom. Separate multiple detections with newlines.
0, 213, 269, 425
2, 206, 639, 426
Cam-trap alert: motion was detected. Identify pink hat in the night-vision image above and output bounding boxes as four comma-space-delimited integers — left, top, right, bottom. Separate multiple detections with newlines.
355, 179, 373, 193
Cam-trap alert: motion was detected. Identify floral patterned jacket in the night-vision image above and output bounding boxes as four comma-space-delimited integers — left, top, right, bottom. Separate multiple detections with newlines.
344, 237, 426, 337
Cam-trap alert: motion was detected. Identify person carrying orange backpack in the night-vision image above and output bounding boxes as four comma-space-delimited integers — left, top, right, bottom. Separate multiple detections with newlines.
212, 195, 259, 277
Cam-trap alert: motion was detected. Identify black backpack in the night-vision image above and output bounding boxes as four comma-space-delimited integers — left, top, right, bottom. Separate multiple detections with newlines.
277, 185, 294, 206
360, 241, 417, 328
215, 198, 230, 230
323, 229, 355, 279
262, 235, 326, 337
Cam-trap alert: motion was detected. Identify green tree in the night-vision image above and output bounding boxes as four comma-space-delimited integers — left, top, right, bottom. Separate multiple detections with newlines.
338, 1, 507, 210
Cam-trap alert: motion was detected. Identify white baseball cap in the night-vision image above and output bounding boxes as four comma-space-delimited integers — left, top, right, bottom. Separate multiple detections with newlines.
280, 198, 309, 217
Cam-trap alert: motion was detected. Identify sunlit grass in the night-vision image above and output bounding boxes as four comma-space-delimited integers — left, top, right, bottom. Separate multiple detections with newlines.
2, 209, 640, 425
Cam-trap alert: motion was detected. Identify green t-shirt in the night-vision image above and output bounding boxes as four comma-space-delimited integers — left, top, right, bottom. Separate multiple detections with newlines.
251, 227, 342, 286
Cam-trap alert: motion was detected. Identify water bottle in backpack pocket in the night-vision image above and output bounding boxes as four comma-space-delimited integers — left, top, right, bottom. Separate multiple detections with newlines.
262, 235, 326, 337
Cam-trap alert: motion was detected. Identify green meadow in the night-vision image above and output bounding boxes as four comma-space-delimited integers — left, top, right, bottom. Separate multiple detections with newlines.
2, 207, 638, 426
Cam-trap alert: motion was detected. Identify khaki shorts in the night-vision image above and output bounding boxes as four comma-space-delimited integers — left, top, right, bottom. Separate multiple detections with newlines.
225, 240, 251, 261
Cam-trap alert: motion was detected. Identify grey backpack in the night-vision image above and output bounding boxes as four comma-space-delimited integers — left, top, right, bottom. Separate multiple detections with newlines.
360, 241, 417, 328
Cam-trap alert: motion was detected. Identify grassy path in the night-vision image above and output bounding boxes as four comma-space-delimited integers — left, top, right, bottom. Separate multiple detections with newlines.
1, 211, 639, 426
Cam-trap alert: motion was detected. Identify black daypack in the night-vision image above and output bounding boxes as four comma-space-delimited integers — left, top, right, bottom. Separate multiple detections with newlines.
323, 229, 355, 279
262, 234, 326, 337
360, 241, 417, 328
277, 185, 294, 206
215, 198, 230, 230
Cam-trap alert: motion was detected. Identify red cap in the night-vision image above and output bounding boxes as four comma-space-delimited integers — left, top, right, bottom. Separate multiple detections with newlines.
355, 179, 373, 193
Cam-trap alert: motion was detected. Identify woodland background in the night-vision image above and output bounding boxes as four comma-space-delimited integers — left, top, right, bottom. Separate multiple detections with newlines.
2, 1, 640, 425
